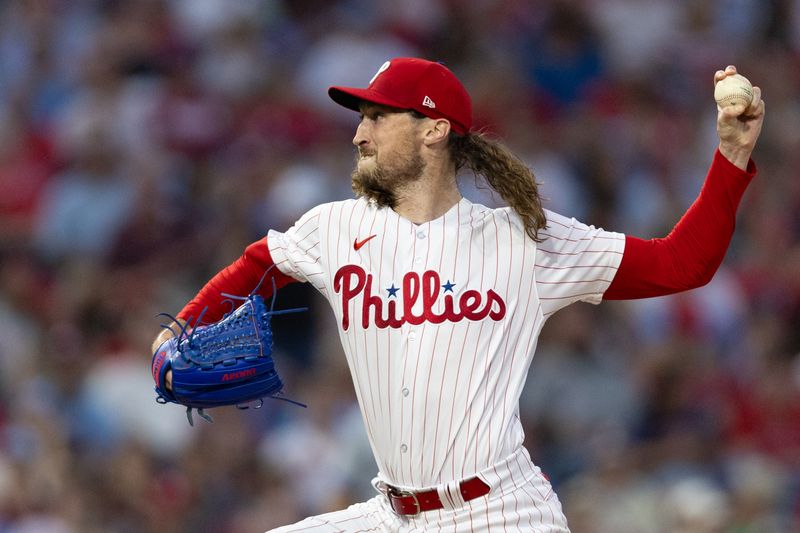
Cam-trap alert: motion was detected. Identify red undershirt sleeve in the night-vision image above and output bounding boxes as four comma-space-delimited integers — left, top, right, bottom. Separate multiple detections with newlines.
603, 149, 756, 300
177, 236, 296, 323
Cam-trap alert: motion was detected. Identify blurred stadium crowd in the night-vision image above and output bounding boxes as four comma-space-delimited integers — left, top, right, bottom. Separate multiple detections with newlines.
0, 0, 799, 531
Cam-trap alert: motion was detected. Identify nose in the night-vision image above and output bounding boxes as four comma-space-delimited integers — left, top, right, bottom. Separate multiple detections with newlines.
353, 119, 369, 147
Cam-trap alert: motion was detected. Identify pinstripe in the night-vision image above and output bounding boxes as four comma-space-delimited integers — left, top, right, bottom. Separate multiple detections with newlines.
515, 456, 556, 528
420, 321, 441, 481
348, 202, 380, 450
520, 478, 539, 532
485, 211, 504, 465
345, 200, 356, 262
436, 203, 466, 481
534, 263, 621, 270
460, 206, 488, 478
431, 318, 457, 480
507, 457, 531, 532
425, 207, 455, 481
536, 247, 623, 256
293, 212, 321, 236
385, 212, 401, 480
510, 471, 521, 531
467, 496, 476, 533
536, 277, 613, 284
324, 202, 334, 295
356, 202, 382, 450
539, 291, 605, 301
538, 232, 618, 242
370, 207, 389, 475
292, 259, 322, 266
431, 203, 470, 478
416, 219, 439, 482
343, 203, 378, 453
397, 216, 419, 482
469, 208, 499, 472
414, 221, 434, 482
408, 319, 429, 482
496, 212, 526, 460
518, 483, 546, 533
299, 239, 320, 253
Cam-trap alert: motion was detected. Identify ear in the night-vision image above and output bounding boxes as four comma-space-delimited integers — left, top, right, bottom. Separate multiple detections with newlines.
422, 118, 451, 147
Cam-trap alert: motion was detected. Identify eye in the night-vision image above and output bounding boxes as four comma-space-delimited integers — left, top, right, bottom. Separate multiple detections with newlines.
358, 108, 386, 122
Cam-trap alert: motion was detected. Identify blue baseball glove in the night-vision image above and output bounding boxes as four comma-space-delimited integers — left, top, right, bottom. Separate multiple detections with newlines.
152, 289, 305, 425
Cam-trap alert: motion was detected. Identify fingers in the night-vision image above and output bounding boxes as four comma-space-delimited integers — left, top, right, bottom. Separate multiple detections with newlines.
714, 65, 738, 85
748, 97, 765, 120
745, 85, 764, 117
720, 97, 764, 121
735, 85, 764, 119
719, 103, 748, 121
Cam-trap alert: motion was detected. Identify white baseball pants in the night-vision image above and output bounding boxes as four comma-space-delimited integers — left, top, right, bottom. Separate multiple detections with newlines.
267, 447, 570, 533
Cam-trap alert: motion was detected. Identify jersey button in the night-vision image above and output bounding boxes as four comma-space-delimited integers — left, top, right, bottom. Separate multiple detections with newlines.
408, 331, 416, 341
400, 444, 408, 453
414, 257, 422, 264
402, 388, 409, 397
416, 230, 426, 239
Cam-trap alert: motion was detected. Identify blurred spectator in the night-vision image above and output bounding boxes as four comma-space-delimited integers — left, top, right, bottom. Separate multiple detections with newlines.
0, 107, 56, 243
32, 128, 136, 263
521, 1, 606, 110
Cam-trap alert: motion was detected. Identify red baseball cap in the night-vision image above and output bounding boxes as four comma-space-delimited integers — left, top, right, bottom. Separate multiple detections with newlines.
328, 57, 473, 135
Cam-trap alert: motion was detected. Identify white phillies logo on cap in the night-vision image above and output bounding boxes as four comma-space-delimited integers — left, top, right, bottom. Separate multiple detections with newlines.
370, 61, 391, 85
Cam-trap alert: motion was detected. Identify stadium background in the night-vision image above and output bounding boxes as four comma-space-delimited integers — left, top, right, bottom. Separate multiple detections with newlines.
0, 0, 799, 531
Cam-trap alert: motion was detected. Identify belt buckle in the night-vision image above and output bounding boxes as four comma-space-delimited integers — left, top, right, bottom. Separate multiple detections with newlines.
387, 485, 421, 516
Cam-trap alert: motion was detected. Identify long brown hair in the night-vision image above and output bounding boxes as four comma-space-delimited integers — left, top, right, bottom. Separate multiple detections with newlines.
450, 132, 547, 241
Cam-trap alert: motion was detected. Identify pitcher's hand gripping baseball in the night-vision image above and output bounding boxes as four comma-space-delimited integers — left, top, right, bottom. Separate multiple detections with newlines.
714, 65, 765, 170
151, 283, 305, 425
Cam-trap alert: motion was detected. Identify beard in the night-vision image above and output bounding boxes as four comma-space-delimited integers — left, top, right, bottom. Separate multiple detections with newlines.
351, 150, 426, 208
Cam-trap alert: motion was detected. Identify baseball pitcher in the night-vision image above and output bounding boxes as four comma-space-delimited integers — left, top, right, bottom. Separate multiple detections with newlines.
150, 59, 764, 532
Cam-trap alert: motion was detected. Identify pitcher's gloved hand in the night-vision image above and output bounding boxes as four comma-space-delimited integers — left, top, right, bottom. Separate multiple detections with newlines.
152, 291, 304, 425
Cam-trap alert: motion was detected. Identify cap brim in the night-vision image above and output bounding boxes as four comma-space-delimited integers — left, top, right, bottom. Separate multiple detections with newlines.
328, 86, 409, 113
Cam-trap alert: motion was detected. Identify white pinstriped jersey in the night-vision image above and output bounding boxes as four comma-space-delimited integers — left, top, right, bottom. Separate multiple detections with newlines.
268, 196, 624, 489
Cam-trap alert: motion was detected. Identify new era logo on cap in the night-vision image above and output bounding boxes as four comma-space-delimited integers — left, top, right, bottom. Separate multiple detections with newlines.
328, 57, 473, 135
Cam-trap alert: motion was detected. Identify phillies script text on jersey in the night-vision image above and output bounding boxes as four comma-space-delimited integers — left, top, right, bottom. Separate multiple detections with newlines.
333, 264, 506, 330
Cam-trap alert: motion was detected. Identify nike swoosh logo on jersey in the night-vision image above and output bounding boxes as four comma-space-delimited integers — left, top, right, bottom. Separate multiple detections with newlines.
354, 235, 377, 251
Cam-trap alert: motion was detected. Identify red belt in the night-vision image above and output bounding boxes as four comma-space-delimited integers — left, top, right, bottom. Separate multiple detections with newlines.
381, 477, 491, 516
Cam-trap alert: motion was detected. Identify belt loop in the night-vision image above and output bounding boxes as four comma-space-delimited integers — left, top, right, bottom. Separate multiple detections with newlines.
437, 479, 465, 511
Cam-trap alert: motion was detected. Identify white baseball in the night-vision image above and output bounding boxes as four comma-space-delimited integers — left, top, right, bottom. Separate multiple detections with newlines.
714, 73, 753, 108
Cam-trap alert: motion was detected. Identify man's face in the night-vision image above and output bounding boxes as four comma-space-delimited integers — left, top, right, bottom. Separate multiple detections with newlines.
351, 103, 426, 206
